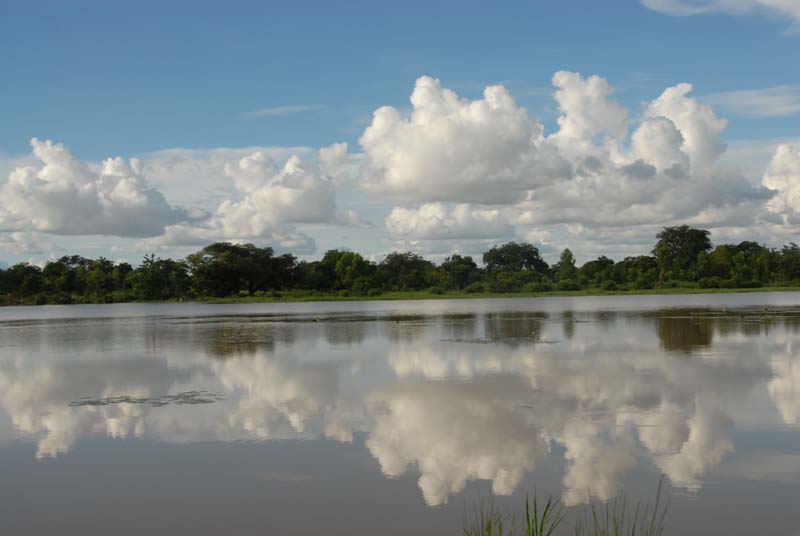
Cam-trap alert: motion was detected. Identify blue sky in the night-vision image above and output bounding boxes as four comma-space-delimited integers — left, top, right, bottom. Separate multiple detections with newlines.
1, 0, 800, 265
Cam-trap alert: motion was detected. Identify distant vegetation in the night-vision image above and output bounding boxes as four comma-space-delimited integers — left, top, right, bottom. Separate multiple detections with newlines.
3, 225, 800, 305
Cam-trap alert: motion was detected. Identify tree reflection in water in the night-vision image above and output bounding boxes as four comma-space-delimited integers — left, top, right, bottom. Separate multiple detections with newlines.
0, 303, 798, 509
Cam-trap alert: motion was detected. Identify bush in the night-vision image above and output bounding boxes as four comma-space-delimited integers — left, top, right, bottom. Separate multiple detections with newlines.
51, 292, 74, 304
739, 279, 763, 288
632, 274, 656, 289
464, 282, 488, 294
522, 281, 553, 293
351, 276, 377, 296
600, 279, 618, 291
555, 280, 581, 291
429, 286, 447, 295
699, 276, 722, 288
488, 273, 520, 293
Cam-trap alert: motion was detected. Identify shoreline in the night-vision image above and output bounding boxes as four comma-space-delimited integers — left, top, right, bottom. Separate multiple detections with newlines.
4, 286, 800, 308
187, 285, 800, 304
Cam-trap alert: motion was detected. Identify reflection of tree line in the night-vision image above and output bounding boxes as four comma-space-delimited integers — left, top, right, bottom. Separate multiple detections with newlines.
3, 308, 799, 507
176, 308, 800, 357
187, 312, 551, 355
654, 310, 800, 352
18, 308, 795, 360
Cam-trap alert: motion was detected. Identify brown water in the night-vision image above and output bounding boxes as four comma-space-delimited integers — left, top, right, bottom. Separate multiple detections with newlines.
1, 293, 799, 535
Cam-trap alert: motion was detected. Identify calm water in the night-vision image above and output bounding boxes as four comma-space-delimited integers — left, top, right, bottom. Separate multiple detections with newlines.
1, 293, 799, 535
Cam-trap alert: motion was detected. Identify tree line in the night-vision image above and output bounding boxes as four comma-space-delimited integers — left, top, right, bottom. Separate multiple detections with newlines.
3, 226, 800, 305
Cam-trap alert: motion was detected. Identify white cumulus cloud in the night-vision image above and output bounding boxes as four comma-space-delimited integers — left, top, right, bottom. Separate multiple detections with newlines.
385, 203, 514, 240
549, 71, 629, 158
359, 73, 772, 251
142, 146, 368, 253
359, 75, 566, 205
762, 143, 800, 220
643, 82, 728, 172
1, 138, 186, 238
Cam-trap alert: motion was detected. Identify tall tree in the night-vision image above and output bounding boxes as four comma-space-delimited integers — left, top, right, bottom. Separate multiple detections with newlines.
578, 256, 615, 286
438, 254, 480, 290
483, 242, 548, 274
653, 225, 712, 282
187, 242, 295, 296
377, 252, 434, 291
555, 248, 577, 281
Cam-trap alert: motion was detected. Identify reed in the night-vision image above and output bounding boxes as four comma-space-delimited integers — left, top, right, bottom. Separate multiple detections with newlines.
462, 478, 668, 536
574, 477, 668, 536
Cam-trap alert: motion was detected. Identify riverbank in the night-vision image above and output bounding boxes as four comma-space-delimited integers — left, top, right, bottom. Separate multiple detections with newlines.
200, 285, 800, 304
5, 285, 800, 307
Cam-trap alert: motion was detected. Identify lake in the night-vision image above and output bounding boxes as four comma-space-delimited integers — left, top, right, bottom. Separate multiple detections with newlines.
1, 293, 799, 535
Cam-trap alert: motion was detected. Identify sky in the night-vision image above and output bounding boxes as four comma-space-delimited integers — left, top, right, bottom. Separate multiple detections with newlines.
1, 0, 800, 266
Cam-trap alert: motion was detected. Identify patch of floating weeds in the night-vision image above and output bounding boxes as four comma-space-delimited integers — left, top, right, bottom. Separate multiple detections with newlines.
69, 390, 224, 407
442, 337, 559, 345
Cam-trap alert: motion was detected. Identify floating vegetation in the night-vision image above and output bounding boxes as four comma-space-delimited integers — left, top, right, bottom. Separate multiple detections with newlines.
442, 337, 559, 345
69, 390, 224, 407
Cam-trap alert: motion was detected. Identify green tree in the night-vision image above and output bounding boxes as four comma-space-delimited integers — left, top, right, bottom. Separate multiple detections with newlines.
4, 263, 43, 297
42, 255, 92, 295
377, 252, 434, 291
614, 255, 658, 289
86, 257, 116, 297
483, 242, 548, 274
334, 251, 372, 289
777, 243, 800, 283
579, 256, 615, 287
653, 225, 712, 283
437, 254, 480, 290
314, 250, 374, 290
42, 259, 73, 295
128, 255, 190, 300
554, 248, 577, 282
112, 262, 133, 291
187, 243, 295, 296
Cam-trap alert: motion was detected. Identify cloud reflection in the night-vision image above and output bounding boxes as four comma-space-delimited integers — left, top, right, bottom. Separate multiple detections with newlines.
0, 307, 797, 507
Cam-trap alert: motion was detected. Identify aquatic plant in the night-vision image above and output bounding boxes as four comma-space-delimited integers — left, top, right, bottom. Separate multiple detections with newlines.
574, 478, 668, 536
462, 497, 517, 536
463, 478, 668, 536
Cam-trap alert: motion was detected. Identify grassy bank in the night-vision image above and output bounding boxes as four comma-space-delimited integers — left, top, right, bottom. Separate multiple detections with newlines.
5, 285, 800, 307
199, 285, 800, 304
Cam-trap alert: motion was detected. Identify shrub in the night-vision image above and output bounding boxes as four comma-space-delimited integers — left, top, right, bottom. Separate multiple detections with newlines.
522, 281, 553, 293
699, 276, 722, 288
464, 281, 488, 294
632, 274, 656, 289
739, 279, 763, 288
555, 280, 581, 291
600, 279, 618, 291
51, 292, 74, 304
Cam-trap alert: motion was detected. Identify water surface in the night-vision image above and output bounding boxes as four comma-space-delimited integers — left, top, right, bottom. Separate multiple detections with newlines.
1, 293, 799, 535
